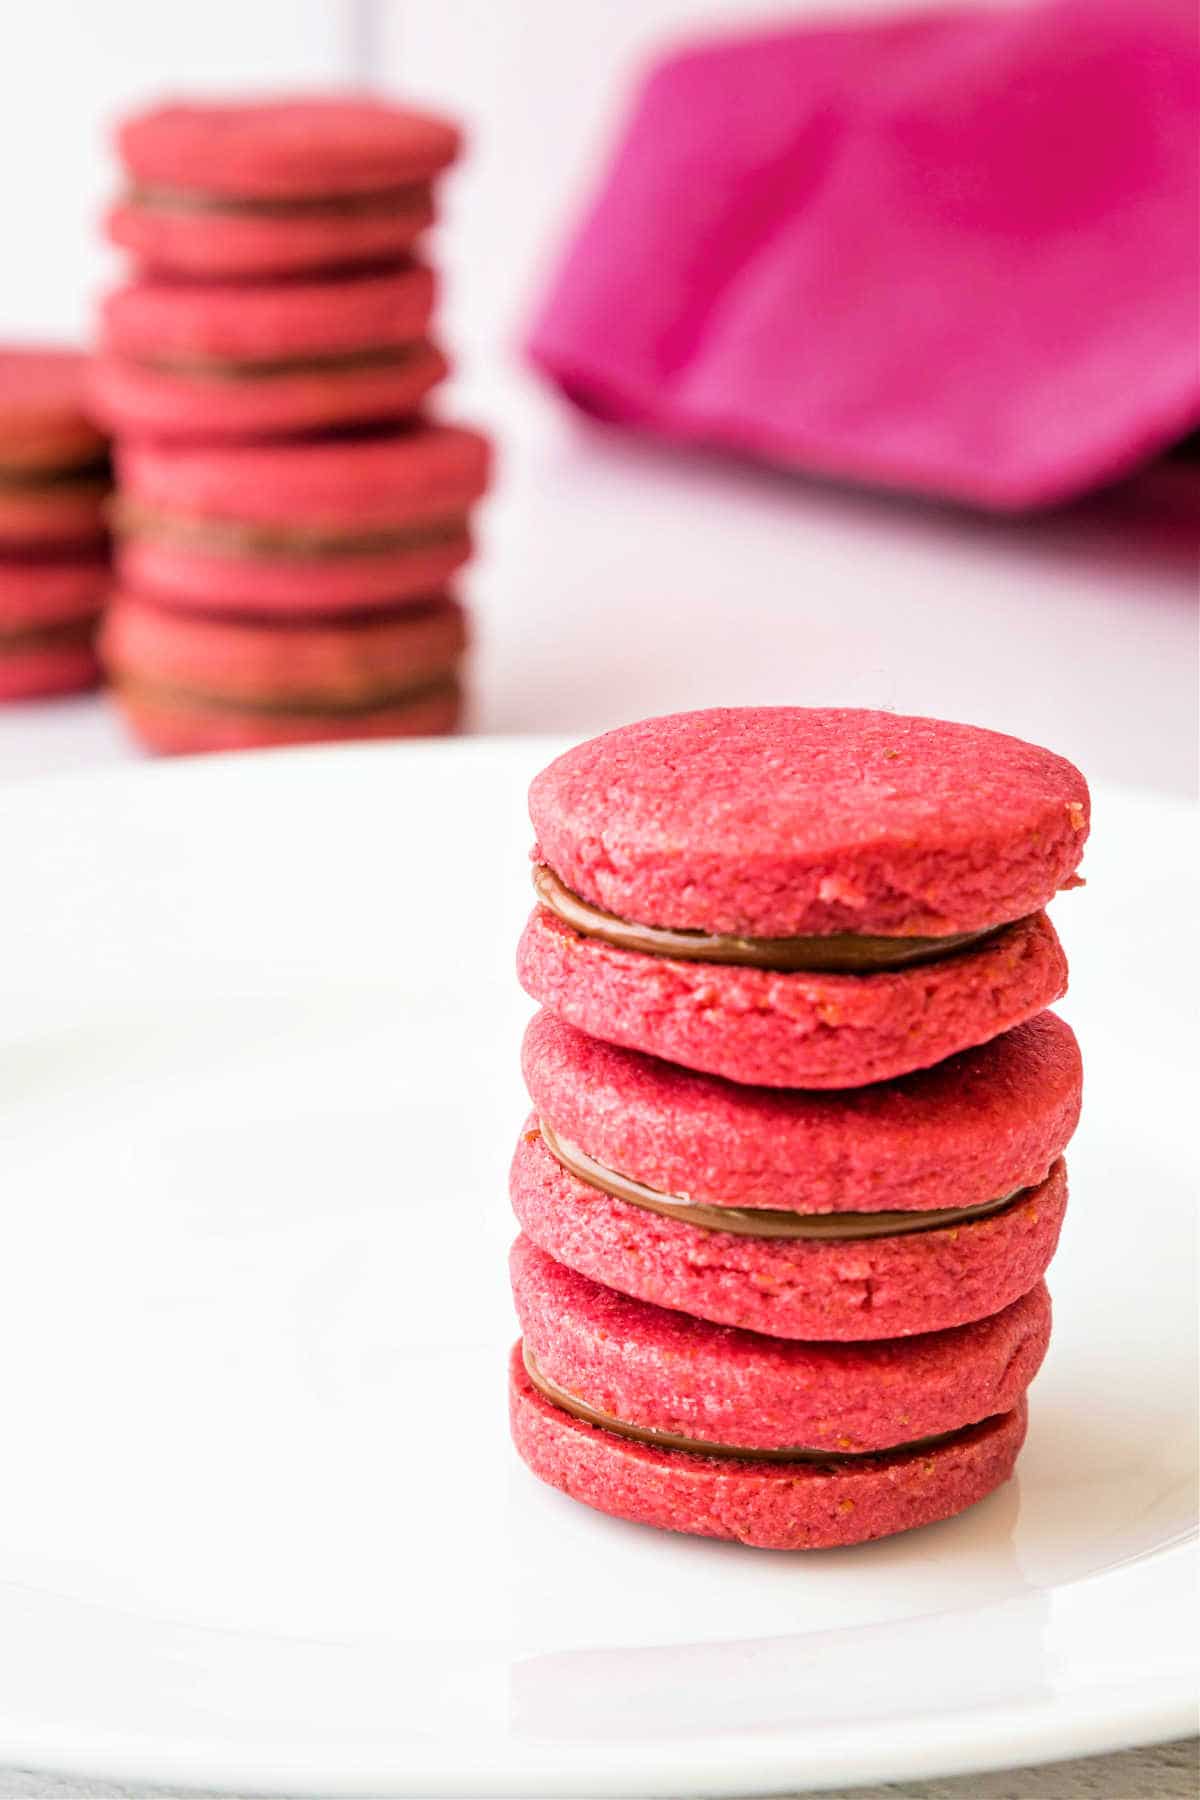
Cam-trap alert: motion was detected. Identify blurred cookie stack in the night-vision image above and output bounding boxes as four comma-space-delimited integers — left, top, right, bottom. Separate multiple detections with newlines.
91, 97, 490, 755
0, 348, 110, 703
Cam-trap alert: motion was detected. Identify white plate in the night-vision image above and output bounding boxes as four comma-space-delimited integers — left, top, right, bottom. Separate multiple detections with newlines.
0, 740, 1195, 1797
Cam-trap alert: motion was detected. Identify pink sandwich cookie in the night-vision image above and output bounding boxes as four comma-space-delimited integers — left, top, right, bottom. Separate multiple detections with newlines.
101, 589, 467, 754
92, 265, 446, 443
0, 348, 108, 477
513, 1009, 1078, 1339
519, 709, 1088, 1088
108, 96, 460, 278
112, 425, 491, 618
0, 347, 110, 553
0, 474, 109, 553
0, 349, 110, 699
0, 559, 106, 701
510, 1238, 1048, 1549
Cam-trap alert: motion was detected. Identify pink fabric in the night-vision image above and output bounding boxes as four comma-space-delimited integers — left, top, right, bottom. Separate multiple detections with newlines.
528, 0, 1200, 511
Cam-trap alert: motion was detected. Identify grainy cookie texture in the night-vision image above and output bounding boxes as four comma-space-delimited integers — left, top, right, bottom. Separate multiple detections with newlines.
518, 904, 1068, 1087
509, 707, 1086, 1548
512, 1236, 1050, 1453
512, 1124, 1068, 1340
530, 708, 1090, 938
510, 1346, 1029, 1551
522, 1009, 1082, 1215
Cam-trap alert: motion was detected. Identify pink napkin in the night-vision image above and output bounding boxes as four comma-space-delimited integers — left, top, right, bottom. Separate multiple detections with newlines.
528, 0, 1200, 512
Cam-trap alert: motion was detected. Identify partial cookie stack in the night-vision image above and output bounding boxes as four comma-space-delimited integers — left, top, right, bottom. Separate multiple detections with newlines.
509, 708, 1089, 1550
0, 348, 110, 702
91, 97, 490, 754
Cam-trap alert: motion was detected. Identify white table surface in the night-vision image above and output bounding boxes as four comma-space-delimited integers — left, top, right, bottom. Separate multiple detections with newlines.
0, 370, 1195, 1799
0, 1738, 1194, 1800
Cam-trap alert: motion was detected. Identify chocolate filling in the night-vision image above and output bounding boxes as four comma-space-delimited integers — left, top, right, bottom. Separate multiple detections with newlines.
532, 863, 1007, 973
112, 498, 470, 560
113, 669, 459, 719
0, 617, 97, 653
0, 458, 110, 492
135, 342, 433, 382
522, 1343, 997, 1463
126, 182, 433, 220
537, 1120, 1024, 1241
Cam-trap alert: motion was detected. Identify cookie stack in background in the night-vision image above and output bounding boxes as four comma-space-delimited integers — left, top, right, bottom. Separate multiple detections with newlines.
509, 708, 1089, 1550
90, 97, 491, 755
0, 348, 110, 702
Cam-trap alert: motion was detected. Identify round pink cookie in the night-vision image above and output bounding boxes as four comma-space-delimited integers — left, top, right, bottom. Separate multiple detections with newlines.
101, 588, 466, 702
518, 905, 1068, 1088
94, 265, 441, 442
511, 1236, 1049, 1452
112, 426, 490, 618
512, 1123, 1067, 1339
117, 424, 490, 526
0, 472, 108, 551
0, 555, 106, 701
110, 680, 461, 755
117, 97, 461, 200
0, 557, 109, 631
106, 193, 436, 281
89, 342, 447, 443
530, 709, 1089, 939
0, 637, 99, 701
101, 265, 436, 363
101, 589, 466, 755
110, 97, 459, 278
116, 534, 472, 616
523, 1009, 1080, 1215
510, 1345, 1028, 1551
0, 346, 107, 474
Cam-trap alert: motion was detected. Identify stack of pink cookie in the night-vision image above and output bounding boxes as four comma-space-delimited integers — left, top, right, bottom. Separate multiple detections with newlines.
509, 708, 1089, 1550
0, 348, 110, 702
90, 96, 490, 753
